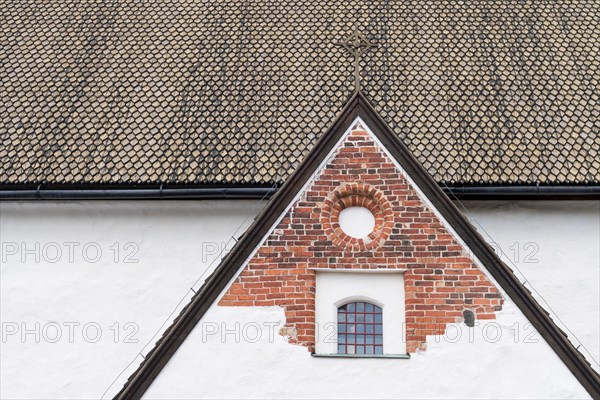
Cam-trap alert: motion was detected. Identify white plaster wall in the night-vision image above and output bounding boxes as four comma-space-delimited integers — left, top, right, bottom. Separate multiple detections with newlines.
338, 206, 376, 238
0, 200, 263, 399
461, 200, 600, 371
145, 301, 590, 399
143, 201, 599, 400
1, 199, 598, 398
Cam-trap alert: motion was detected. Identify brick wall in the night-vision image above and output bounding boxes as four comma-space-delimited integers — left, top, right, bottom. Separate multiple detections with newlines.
219, 127, 503, 353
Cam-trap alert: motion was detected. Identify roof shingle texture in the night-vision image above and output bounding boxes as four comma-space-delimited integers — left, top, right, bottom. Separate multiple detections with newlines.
1, 0, 598, 186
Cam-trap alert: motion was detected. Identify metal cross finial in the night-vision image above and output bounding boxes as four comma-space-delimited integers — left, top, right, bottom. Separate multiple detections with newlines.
334, 28, 377, 93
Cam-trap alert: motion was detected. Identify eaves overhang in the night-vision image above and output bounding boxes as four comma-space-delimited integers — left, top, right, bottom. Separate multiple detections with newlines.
1, 184, 598, 201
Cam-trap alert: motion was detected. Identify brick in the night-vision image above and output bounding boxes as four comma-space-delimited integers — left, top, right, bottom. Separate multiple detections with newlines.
218, 128, 502, 353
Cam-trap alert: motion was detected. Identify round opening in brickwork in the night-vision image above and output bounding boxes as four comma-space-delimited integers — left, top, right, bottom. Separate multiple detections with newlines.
339, 207, 375, 239
321, 183, 394, 251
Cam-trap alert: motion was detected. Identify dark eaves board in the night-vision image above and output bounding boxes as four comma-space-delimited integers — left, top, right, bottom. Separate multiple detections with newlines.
114, 92, 600, 400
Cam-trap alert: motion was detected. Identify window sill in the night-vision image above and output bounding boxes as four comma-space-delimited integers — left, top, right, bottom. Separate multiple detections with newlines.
311, 353, 410, 359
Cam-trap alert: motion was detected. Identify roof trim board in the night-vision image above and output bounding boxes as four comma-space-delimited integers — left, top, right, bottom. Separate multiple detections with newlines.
113, 92, 600, 400
113, 92, 366, 399
1, 185, 599, 201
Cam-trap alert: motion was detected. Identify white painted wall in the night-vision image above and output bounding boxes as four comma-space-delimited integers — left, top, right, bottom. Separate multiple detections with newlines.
145, 302, 589, 399
338, 206, 375, 238
1, 199, 598, 398
0, 200, 263, 399
461, 200, 600, 371
143, 198, 599, 399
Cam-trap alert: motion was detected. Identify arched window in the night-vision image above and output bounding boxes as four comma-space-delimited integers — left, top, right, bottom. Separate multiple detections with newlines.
337, 301, 383, 355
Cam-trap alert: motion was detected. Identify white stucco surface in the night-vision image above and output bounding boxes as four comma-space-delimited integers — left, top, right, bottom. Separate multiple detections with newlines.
1, 199, 598, 398
338, 206, 375, 238
0, 200, 263, 399
461, 200, 600, 371
145, 302, 590, 399
142, 194, 599, 400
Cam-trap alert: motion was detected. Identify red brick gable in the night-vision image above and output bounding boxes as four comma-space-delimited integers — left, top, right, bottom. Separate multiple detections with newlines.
219, 125, 503, 353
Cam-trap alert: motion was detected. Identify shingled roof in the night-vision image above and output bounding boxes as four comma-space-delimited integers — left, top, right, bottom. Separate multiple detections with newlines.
1, 0, 599, 188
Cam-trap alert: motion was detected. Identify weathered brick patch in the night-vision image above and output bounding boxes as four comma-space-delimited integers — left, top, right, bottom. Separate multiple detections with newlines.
219, 127, 503, 353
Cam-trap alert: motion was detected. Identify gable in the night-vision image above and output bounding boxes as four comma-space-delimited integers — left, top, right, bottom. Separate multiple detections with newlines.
218, 124, 503, 353
115, 93, 600, 399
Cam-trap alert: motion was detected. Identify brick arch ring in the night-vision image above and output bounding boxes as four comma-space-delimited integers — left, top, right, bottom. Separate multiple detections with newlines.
320, 183, 394, 251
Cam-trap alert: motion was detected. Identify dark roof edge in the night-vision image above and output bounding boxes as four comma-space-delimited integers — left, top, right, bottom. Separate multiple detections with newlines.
358, 93, 600, 398
443, 185, 600, 200
113, 92, 600, 399
113, 92, 366, 399
0, 185, 598, 201
0, 186, 279, 200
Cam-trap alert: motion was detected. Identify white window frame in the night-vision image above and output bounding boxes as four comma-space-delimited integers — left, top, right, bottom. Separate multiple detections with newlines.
314, 270, 406, 356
